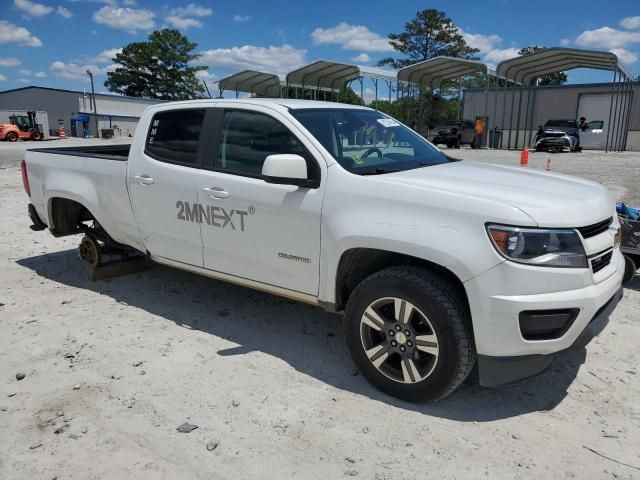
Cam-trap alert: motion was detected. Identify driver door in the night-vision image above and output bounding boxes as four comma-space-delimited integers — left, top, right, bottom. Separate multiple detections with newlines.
579, 120, 605, 149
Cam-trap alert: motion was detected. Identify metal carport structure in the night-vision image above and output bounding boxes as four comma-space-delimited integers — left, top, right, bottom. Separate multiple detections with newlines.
397, 57, 497, 138
494, 48, 634, 151
285, 60, 397, 104
216, 70, 284, 98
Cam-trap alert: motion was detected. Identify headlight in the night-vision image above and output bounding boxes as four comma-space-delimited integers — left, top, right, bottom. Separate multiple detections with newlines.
487, 224, 587, 268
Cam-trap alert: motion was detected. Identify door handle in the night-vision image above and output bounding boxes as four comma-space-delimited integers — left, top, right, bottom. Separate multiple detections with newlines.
134, 175, 154, 185
202, 186, 229, 199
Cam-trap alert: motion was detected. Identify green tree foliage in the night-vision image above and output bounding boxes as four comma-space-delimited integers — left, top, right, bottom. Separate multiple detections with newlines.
105, 29, 208, 99
517, 45, 567, 85
337, 87, 363, 105
377, 9, 479, 69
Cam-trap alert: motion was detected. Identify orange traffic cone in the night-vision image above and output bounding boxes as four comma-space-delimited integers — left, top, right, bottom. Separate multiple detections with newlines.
520, 146, 528, 165
58, 126, 67, 139
546, 157, 552, 171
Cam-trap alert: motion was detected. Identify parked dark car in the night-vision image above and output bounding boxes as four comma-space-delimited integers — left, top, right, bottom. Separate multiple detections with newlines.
534, 119, 580, 153
431, 120, 475, 148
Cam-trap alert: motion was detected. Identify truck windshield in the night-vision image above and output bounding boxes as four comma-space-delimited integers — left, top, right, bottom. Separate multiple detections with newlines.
290, 108, 449, 175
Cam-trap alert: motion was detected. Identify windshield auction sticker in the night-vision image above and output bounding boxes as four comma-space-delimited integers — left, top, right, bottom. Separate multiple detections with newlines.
377, 119, 400, 128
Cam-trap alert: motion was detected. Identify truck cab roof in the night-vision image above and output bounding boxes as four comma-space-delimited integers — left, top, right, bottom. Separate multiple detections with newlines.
144, 98, 371, 114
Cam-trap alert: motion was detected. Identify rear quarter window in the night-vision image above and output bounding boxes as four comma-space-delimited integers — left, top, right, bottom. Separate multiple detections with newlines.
145, 109, 205, 165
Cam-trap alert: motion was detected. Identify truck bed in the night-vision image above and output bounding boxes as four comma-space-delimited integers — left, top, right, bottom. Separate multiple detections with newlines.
25, 144, 143, 251
27, 144, 131, 161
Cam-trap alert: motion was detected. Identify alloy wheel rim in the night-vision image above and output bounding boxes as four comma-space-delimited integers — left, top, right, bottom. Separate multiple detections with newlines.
360, 297, 439, 384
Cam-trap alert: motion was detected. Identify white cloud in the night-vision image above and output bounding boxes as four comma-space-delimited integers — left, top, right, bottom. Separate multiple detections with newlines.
559, 38, 571, 46
0, 20, 42, 47
610, 48, 638, 64
311, 22, 393, 52
233, 14, 251, 22
483, 47, 520, 64
93, 6, 155, 33
351, 52, 370, 63
18, 78, 30, 83
67, 0, 118, 5
621, 16, 640, 30
57, 6, 73, 18
50, 60, 103, 80
165, 15, 203, 29
575, 26, 640, 49
14, 0, 53, 17
34, 71, 46, 78
0, 74, 7, 81
195, 69, 216, 81
92, 47, 122, 64
458, 28, 502, 54
166, 3, 212, 29
170, 4, 212, 17
0, 57, 21, 67
18, 69, 32, 75
198, 44, 306, 75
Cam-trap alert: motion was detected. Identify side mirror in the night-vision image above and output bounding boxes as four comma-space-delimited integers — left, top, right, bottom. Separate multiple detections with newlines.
262, 154, 314, 187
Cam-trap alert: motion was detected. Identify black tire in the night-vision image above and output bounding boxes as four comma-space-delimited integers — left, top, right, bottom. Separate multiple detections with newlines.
623, 254, 636, 284
454, 136, 461, 149
5, 132, 18, 142
31, 131, 43, 141
344, 266, 475, 402
446, 142, 453, 148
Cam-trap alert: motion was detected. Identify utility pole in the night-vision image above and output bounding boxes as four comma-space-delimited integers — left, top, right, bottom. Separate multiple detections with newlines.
86, 69, 100, 138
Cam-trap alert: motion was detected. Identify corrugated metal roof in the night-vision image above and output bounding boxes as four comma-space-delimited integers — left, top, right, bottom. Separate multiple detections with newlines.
286, 60, 396, 91
216, 70, 284, 97
496, 48, 634, 84
397, 57, 495, 88
0, 85, 164, 102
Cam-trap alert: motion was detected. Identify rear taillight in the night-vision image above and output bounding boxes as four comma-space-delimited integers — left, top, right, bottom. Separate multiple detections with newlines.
21, 159, 31, 196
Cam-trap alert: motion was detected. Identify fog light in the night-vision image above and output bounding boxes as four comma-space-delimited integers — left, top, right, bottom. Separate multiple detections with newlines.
519, 309, 579, 340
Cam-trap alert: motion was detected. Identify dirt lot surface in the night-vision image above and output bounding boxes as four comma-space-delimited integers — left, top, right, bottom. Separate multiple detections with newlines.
1, 139, 639, 480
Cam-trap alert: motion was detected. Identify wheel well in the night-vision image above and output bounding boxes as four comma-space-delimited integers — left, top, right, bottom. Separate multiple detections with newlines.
49, 197, 95, 236
334, 248, 470, 317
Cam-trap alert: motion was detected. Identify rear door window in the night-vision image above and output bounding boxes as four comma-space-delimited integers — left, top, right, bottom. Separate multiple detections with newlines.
146, 109, 205, 165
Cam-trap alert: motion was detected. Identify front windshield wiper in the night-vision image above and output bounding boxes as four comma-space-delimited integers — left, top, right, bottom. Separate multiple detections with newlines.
359, 168, 401, 175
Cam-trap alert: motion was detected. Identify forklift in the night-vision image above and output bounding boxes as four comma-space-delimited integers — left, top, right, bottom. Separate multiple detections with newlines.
0, 111, 44, 141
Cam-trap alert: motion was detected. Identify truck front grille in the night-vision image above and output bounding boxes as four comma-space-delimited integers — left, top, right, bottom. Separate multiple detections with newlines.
577, 217, 613, 239
591, 250, 613, 274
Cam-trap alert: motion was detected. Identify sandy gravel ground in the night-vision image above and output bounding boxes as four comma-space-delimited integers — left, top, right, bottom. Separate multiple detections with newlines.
1, 140, 639, 480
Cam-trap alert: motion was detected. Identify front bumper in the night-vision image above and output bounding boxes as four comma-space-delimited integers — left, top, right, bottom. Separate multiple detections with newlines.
465, 248, 624, 386
432, 134, 455, 144
478, 287, 622, 386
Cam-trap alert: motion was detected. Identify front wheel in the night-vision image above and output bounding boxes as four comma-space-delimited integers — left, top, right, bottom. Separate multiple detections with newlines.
344, 266, 475, 402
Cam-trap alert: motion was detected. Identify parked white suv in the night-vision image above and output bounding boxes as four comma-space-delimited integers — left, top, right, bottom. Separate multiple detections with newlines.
23, 99, 623, 401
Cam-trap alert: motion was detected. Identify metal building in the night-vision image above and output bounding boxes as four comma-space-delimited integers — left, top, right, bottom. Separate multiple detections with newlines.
463, 81, 640, 151
0, 86, 163, 138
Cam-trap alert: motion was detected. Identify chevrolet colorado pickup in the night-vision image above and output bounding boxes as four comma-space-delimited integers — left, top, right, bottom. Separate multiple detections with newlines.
22, 99, 624, 402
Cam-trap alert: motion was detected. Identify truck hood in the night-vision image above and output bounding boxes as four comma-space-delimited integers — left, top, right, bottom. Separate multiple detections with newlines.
382, 162, 613, 227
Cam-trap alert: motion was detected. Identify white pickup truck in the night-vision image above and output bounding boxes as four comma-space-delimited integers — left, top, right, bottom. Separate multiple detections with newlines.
22, 99, 623, 401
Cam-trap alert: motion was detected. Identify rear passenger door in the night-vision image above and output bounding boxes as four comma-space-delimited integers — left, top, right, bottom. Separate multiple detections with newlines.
197, 107, 325, 296
128, 108, 207, 266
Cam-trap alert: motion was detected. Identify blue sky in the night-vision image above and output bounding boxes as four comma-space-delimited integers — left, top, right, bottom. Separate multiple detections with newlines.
0, 0, 638, 97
